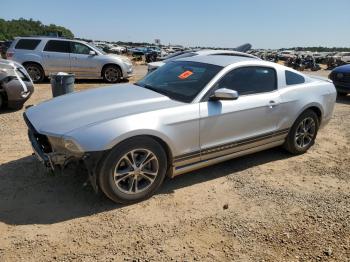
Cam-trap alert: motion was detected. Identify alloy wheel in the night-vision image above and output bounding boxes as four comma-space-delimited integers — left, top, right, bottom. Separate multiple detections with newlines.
104, 67, 120, 82
26, 66, 42, 82
114, 149, 159, 194
295, 117, 316, 148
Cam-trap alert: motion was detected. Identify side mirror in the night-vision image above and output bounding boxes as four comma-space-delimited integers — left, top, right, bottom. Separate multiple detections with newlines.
210, 88, 239, 101
89, 50, 97, 56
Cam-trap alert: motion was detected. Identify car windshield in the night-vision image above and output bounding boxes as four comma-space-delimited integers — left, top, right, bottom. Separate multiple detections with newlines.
136, 61, 222, 103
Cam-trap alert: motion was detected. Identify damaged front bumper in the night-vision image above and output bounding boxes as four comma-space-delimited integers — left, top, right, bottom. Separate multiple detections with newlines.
27, 128, 55, 169
24, 113, 105, 192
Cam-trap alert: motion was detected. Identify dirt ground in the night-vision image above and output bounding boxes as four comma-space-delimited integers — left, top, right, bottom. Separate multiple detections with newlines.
0, 65, 349, 262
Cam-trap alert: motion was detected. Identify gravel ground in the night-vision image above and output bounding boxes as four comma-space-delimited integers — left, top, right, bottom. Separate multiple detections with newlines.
0, 66, 349, 262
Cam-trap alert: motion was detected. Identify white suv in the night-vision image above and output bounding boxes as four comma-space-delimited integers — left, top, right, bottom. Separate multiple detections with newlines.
6, 37, 133, 83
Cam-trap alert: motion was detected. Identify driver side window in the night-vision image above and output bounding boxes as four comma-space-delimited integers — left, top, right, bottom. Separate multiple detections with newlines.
216, 66, 277, 96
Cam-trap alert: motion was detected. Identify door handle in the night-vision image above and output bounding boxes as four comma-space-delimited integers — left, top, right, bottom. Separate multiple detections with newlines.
268, 100, 279, 108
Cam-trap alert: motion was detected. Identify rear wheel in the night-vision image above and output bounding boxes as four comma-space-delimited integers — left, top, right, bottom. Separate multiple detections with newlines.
284, 110, 319, 154
102, 65, 122, 83
98, 137, 167, 204
24, 63, 44, 83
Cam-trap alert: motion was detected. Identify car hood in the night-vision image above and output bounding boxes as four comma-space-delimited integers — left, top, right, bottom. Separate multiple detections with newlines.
333, 64, 350, 73
25, 83, 183, 136
98, 53, 130, 62
0, 58, 23, 70
106, 53, 123, 59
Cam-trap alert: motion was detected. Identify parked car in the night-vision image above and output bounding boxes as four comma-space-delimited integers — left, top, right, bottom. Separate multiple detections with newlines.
0, 59, 34, 109
6, 37, 133, 83
24, 55, 336, 204
108, 45, 126, 54
147, 49, 259, 73
278, 50, 296, 61
332, 52, 350, 64
329, 64, 350, 96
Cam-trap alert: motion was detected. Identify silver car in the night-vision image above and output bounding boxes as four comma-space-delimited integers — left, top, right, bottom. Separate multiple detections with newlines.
23, 55, 336, 203
0, 59, 34, 109
7, 37, 133, 83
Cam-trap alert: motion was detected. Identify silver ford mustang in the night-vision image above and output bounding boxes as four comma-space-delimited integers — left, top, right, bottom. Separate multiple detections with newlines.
24, 55, 336, 203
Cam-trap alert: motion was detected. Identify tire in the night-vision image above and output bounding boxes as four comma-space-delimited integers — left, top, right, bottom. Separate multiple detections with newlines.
284, 110, 319, 154
98, 137, 168, 204
102, 65, 122, 83
23, 63, 45, 83
0, 94, 3, 109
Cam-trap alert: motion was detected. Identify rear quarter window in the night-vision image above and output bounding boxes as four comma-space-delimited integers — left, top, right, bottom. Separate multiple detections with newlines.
285, 70, 305, 85
15, 39, 41, 50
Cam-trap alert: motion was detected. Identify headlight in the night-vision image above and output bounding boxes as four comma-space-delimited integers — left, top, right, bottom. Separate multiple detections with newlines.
63, 139, 83, 153
337, 73, 344, 79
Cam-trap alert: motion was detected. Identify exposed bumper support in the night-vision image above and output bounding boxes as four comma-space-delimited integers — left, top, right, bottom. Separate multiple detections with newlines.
28, 129, 55, 170
24, 112, 107, 193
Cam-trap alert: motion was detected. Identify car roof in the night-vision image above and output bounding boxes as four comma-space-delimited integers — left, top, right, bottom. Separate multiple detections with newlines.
14, 36, 84, 43
175, 54, 259, 67
195, 49, 258, 59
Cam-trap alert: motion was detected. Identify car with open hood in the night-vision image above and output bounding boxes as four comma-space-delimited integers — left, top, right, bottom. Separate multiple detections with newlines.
24, 55, 336, 203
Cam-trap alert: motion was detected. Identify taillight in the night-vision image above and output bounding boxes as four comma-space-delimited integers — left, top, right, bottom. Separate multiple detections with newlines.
6, 52, 14, 59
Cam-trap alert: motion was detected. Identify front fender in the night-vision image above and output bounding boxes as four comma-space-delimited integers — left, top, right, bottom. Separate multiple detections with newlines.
65, 116, 177, 155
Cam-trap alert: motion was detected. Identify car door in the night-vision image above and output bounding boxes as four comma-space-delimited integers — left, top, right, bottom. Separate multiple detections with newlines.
199, 66, 284, 161
42, 40, 71, 74
70, 42, 100, 78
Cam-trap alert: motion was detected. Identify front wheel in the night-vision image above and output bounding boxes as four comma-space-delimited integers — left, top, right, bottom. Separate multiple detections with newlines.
284, 110, 319, 154
98, 137, 167, 204
102, 65, 122, 83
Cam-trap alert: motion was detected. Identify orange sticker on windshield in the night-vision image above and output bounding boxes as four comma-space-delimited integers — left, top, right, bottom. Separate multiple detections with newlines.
178, 70, 193, 79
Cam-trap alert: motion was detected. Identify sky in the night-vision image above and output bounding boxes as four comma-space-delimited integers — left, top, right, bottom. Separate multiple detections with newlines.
1, 0, 350, 49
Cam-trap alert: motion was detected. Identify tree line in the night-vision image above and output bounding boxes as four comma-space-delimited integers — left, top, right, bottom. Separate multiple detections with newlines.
0, 18, 74, 41
283, 46, 350, 52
